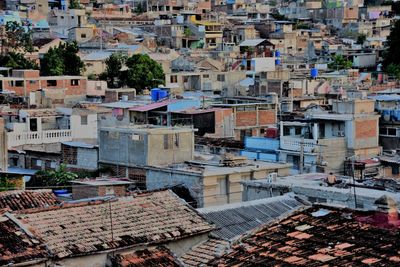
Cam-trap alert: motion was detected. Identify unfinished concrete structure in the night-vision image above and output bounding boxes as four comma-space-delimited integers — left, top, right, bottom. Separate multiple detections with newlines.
279, 99, 381, 174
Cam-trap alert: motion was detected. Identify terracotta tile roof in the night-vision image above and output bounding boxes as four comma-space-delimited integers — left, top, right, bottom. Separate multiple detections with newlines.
0, 190, 60, 212
0, 212, 48, 266
209, 206, 400, 266
180, 238, 229, 267
17, 190, 213, 259
111, 246, 182, 267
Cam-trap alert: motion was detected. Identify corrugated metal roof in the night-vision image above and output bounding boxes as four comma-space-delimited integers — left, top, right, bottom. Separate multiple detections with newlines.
197, 194, 306, 241
369, 95, 400, 101
61, 141, 96, 149
239, 39, 266, 47
129, 100, 177, 112
82, 51, 112, 61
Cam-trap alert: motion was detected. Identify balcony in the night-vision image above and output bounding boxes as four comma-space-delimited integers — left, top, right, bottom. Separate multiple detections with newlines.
280, 137, 317, 153
7, 130, 72, 148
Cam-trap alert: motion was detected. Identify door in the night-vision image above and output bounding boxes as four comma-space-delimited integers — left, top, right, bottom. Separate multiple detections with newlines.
30, 118, 38, 132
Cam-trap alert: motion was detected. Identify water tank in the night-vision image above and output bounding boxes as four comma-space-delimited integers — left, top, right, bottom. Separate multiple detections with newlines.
121, 95, 128, 101
53, 189, 68, 196
158, 90, 168, 100
275, 50, 281, 57
275, 59, 281, 65
310, 68, 319, 78
151, 88, 160, 102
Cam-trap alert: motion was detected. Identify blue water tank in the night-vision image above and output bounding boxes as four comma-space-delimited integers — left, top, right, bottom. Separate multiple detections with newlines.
151, 88, 160, 102
275, 59, 281, 65
310, 68, 319, 78
158, 90, 168, 100
275, 50, 281, 57
53, 189, 68, 196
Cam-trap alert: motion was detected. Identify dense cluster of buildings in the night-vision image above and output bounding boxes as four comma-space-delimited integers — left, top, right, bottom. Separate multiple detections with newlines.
1, 0, 400, 266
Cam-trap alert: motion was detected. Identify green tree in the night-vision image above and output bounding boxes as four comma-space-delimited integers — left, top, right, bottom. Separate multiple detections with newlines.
0, 176, 14, 192
40, 47, 64, 75
36, 164, 78, 187
4, 21, 34, 53
40, 42, 84, 76
184, 27, 192, 37
124, 54, 165, 91
386, 63, 400, 79
384, 20, 400, 68
328, 55, 353, 70
0, 52, 38, 69
69, 0, 83, 9
100, 52, 127, 88
356, 33, 367, 45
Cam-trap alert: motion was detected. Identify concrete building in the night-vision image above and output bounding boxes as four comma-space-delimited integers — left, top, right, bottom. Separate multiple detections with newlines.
241, 173, 400, 210
98, 125, 291, 207
146, 159, 291, 208
61, 141, 98, 172
0, 69, 87, 103
212, 100, 277, 141
279, 99, 381, 174
99, 126, 195, 167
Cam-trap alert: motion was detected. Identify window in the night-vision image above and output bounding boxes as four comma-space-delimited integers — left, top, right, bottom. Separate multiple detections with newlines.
388, 128, 397, 136
170, 75, 178, 83
31, 158, 42, 169
81, 115, 88, 125
47, 80, 57, 86
217, 74, 225, 82
283, 127, 290, 136
203, 74, 209, 78
15, 81, 24, 87
131, 134, 142, 141
295, 127, 302, 135
30, 80, 36, 84
71, 79, 79, 86
81, 33, 86, 38
217, 177, 227, 195
61, 16, 64, 19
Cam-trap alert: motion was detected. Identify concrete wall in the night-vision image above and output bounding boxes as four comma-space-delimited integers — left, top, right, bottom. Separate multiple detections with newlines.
99, 131, 147, 166
70, 114, 98, 141
147, 131, 194, 166
76, 147, 98, 170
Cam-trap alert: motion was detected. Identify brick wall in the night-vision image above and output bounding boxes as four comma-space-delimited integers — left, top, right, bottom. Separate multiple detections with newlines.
258, 110, 276, 125
236, 109, 276, 127
355, 119, 377, 139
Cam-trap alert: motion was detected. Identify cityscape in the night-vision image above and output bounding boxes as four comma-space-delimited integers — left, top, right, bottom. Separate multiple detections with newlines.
0, 0, 400, 266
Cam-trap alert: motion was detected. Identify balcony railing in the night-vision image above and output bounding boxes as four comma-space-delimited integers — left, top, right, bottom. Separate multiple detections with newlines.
7, 130, 72, 148
280, 137, 317, 153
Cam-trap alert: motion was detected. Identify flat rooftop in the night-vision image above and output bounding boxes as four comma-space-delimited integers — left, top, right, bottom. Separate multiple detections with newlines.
242, 173, 400, 204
